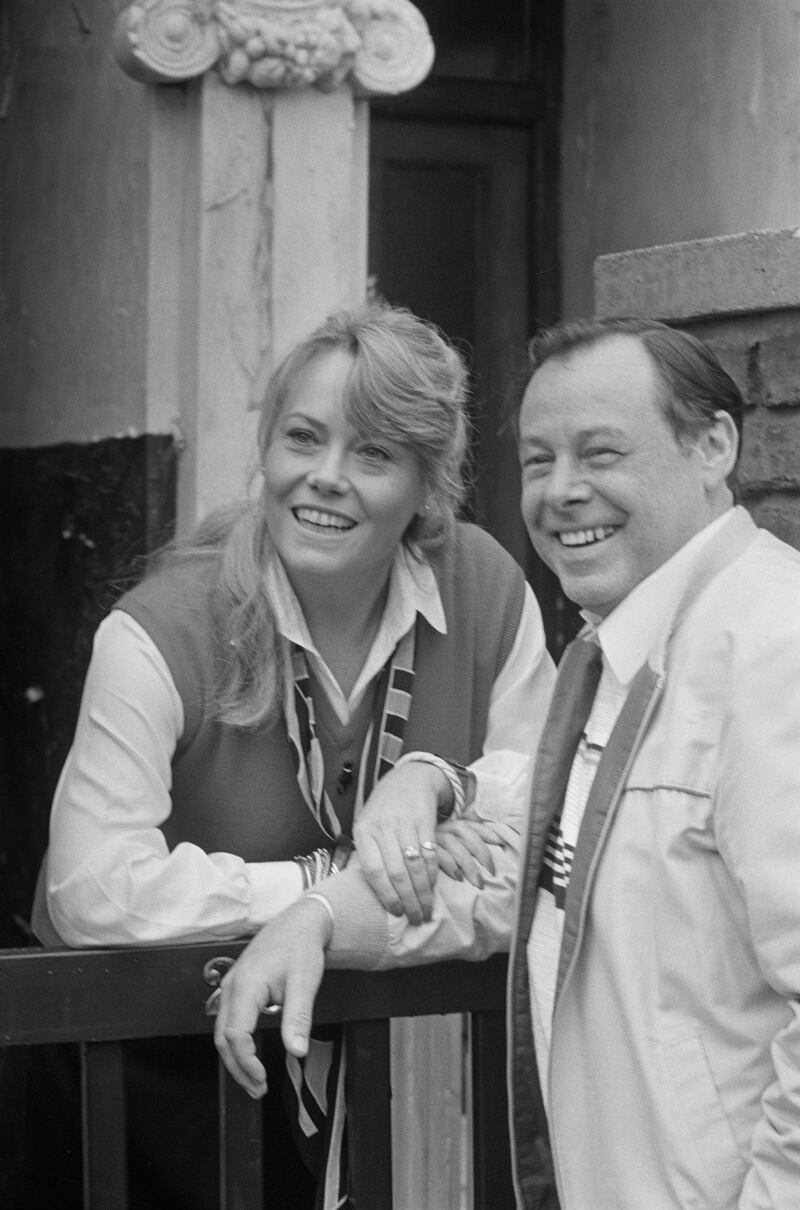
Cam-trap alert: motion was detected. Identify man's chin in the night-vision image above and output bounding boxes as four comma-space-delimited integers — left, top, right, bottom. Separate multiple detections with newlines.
557, 570, 612, 617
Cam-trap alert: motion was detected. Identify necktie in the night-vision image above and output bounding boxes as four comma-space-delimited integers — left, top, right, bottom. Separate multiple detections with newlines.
507, 635, 603, 1200
512, 635, 603, 990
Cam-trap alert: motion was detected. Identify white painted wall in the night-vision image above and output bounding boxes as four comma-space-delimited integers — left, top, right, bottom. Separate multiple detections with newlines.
562, 0, 800, 316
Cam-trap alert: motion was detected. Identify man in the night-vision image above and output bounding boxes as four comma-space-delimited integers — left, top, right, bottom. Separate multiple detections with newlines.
215, 318, 800, 1209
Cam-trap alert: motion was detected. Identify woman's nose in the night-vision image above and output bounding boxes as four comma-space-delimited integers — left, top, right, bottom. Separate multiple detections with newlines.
307, 448, 348, 493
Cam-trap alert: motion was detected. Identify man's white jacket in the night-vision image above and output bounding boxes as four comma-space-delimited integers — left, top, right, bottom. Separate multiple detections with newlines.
510, 506, 800, 1209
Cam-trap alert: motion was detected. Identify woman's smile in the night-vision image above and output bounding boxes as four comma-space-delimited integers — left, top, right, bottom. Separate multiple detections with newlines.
292, 506, 357, 534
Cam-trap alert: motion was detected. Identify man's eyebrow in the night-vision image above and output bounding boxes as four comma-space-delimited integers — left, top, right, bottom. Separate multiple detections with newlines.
578, 425, 629, 441
520, 425, 629, 445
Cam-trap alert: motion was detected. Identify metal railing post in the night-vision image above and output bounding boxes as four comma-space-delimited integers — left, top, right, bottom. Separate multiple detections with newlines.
80, 1040, 128, 1210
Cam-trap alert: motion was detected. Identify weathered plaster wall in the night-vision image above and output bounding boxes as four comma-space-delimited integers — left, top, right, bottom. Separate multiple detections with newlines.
0, 0, 150, 446
563, 0, 800, 316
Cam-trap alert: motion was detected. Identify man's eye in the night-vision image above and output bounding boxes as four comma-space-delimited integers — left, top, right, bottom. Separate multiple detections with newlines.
585, 448, 620, 466
522, 454, 553, 476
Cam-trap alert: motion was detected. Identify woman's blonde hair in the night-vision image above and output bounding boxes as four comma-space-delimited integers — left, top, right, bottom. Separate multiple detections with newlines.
157, 302, 471, 730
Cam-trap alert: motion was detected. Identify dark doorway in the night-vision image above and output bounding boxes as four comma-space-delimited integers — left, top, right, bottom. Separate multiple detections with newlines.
368, 0, 579, 655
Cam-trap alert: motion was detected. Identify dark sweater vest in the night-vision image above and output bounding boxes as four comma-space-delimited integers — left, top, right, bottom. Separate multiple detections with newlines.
117, 522, 526, 862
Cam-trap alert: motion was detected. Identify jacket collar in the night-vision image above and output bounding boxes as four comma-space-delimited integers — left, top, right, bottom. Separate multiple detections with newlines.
583, 506, 757, 684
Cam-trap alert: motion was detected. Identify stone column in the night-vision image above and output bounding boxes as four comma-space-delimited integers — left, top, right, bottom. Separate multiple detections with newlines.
113, 0, 434, 527
595, 227, 800, 549
113, 10, 466, 1210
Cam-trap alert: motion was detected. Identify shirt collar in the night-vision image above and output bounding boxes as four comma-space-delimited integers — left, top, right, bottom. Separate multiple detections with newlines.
582, 508, 733, 687
264, 545, 446, 717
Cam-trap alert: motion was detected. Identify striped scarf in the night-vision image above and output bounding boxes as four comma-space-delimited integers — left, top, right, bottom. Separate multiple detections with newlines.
282, 624, 417, 1209
284, 626, 416, 837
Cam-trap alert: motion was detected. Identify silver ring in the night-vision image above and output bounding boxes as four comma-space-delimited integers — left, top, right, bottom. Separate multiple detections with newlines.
402, 844, 422, 861
261, 1002, 282, 1016
421, 840, 436, 854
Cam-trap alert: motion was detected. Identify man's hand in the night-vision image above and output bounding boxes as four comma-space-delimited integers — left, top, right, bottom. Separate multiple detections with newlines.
214, 897, 333, 1098
353, 761, 448, 925
435, 817, 498, 887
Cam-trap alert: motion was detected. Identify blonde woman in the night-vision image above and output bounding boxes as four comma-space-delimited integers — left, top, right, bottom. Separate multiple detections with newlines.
19, 303, 555, 1210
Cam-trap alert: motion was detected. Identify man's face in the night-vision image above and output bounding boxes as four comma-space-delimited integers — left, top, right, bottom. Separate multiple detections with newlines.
518, 335, 724, 618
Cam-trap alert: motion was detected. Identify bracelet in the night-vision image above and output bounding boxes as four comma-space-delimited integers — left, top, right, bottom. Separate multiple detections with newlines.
303, 891, 335, 927
293, 847, 335, 890
394, 751, 466, 822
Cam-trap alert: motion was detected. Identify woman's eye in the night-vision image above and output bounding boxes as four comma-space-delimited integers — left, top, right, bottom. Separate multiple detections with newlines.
360, 444, 392, 464
285, 427, 317, 448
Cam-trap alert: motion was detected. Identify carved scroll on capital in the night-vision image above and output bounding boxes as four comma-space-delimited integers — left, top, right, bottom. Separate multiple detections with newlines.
113, 2, 221, 83
350, 0, 434, 96
113, 1, 434, 96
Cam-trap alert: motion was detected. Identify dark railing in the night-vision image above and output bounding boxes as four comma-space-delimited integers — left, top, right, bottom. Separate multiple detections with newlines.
0, 943, 514, 1210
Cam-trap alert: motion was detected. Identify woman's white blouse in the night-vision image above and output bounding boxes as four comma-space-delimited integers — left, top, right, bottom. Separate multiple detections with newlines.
44, 549, 556, 946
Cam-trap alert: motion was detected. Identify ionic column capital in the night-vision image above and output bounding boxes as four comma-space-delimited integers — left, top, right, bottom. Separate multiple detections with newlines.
113, 0, 434, 96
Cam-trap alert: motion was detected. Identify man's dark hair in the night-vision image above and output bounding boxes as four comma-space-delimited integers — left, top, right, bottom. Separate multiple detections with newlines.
524, 317, 744, 459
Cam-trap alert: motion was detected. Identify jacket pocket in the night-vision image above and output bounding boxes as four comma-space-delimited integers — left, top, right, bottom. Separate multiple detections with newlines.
660, 1031, 746, 1209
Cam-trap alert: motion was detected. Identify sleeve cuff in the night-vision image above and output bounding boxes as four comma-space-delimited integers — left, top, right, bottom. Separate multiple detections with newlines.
313, 866, 392, 968
246, 859, 305, 928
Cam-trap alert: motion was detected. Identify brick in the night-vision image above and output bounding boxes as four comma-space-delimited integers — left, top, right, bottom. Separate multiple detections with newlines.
738, 409, 800, 490
750, 333, 800, 408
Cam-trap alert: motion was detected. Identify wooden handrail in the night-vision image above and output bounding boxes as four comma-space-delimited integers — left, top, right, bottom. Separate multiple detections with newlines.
0, 941, 506, 1042
0, 944, 514, 1209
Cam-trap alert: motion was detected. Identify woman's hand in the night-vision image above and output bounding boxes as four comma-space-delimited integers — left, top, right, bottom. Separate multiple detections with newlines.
214, 897, 333, 1098
353, 762, 449, 926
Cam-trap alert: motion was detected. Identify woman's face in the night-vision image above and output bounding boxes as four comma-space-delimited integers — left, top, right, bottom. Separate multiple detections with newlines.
262, 348, 427, 601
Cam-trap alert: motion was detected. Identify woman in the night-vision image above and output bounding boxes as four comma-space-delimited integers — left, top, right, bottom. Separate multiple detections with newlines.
18, 303, 555, 1209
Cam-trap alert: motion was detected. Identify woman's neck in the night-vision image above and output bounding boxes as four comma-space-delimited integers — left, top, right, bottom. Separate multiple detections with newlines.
296, 572, 391, 698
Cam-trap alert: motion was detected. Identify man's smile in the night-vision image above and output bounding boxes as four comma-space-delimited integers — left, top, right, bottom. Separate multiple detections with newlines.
555, 525, 619, 548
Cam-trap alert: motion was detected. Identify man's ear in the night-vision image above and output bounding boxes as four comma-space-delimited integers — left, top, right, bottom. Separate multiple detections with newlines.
697, 410, 739, 487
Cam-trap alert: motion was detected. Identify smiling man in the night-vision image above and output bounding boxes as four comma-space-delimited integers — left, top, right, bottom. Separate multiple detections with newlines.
509, 317, 800, 1210
215, 317, 800, 1210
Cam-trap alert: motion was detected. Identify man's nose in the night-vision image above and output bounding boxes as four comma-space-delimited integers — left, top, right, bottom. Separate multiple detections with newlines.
543, 457, 591, 507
